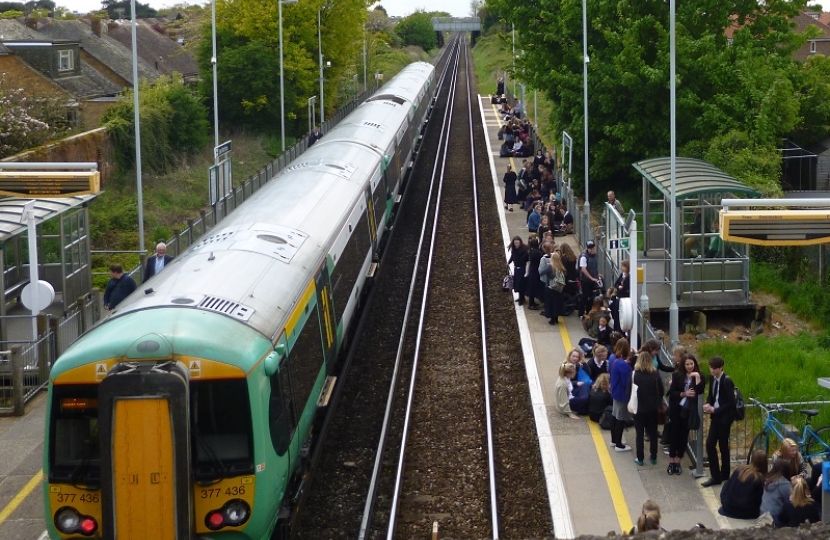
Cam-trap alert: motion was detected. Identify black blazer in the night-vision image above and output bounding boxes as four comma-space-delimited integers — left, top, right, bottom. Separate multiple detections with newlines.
707, 374, 736, 420
144, 255, 174, 281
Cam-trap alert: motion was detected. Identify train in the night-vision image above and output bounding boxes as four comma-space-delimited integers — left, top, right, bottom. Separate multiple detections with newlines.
43, 60, 436, 540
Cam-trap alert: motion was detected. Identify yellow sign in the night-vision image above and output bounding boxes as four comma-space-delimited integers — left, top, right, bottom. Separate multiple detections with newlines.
720, 209, 830, 246
0, 171, 100, 197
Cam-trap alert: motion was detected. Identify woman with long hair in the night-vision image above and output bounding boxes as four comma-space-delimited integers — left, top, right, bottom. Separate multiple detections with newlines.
502, 165, 519, 212
559, 242, 578, 282
548, 252, 567, 325
553, 363, 581, 420
779, 476, 821, 527
507, 236, 529, 306
588, 373, 613, 423
719, 450, 768, 519
609, 338, 633, 452
633, 351, 664, 467
631, 500, 663, 533
525, 237, 542, 309
759, 458, 796, 526
666, 354, 704, 475
771, 438, 809, 479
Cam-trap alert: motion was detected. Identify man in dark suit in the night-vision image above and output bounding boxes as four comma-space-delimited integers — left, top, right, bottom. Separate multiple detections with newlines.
308, 126, 323, 146
701, 356, 735, 487
144, 242, 174, 281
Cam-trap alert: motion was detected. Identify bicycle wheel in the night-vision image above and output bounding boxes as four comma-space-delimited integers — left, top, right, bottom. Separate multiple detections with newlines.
748, 431, 770, 464
804, 426, 830, 466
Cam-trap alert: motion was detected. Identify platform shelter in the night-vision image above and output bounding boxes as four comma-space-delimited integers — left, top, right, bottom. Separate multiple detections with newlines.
0, 195, 97, 343
622, 157, 761, 311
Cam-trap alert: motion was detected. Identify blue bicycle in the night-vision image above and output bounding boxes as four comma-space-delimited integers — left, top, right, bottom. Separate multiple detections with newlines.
748, 398, 830, 465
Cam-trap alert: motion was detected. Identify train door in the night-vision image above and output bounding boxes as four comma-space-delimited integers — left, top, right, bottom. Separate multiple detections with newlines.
315, 268, 336, 365
98, 362, 191, 540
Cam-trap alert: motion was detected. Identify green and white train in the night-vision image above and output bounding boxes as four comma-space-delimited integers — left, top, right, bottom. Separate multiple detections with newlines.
43, 61, 436, 540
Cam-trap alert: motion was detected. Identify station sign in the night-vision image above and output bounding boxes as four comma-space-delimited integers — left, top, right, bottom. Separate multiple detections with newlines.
214, 140, 232, 159
0, 171, 100, 198
608, 238, 630, 250
720, 209, 830, 246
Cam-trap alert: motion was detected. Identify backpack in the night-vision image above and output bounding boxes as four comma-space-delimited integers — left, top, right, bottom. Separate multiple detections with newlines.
726, 375, 746, 420
599, 406, 614, 430
551, 270, 565, 292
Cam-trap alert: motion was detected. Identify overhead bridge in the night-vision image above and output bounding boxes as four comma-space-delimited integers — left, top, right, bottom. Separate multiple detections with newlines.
431, 17, 481, 32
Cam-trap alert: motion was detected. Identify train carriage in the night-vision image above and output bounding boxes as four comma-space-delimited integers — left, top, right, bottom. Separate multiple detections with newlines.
43, 61, 435, 540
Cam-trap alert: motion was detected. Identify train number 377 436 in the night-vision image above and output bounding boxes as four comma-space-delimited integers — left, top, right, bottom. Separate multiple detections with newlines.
200, 486, 246, 499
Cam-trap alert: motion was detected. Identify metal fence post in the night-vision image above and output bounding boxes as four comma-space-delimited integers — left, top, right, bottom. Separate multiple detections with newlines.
11, 346, 24, 416
694, 398, 705, 477
48, 316, 59, 369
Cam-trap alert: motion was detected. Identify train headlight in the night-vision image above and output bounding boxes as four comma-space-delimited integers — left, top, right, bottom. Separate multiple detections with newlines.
224, 499, 250, 525
55, 507, 81, 533
79, 516, 98, 535
205, 499, 251, 530
54, 507, 98, 536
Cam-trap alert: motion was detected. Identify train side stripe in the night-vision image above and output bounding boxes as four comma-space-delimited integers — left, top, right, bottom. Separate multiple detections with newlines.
285, 280, 317, 337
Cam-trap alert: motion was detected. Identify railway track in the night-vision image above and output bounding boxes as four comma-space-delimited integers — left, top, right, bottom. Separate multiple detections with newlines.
294, 34, 551, 540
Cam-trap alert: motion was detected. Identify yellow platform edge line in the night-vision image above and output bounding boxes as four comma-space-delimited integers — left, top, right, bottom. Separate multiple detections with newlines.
560, 306, 633, 533
0, 470, 42, 524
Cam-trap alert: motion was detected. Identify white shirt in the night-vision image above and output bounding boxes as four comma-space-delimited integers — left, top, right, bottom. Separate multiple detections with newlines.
154, 256, 165, 274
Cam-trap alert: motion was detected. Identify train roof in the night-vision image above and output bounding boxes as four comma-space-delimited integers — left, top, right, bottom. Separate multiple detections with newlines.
105, 140, 381, 340
58, 61, 435, 362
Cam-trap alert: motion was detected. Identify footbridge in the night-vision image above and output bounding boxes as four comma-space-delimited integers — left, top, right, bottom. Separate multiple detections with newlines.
431, 17, 481, 46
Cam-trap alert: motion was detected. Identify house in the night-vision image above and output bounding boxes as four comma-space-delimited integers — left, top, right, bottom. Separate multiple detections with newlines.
106, 20, 199, 82
790, 11, 830, 61
0, 19, 125, 129
31, 18, 159, 89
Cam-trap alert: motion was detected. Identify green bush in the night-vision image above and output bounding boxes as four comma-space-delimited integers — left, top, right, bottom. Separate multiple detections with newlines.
102, 75, 209, 173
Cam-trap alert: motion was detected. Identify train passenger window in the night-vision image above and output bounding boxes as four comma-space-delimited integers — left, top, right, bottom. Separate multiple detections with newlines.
190, 379, 254, 480
330, 211, 371, 321
49, 385, 100, 484
268, 367, 293, 455
287, 306, 326, 415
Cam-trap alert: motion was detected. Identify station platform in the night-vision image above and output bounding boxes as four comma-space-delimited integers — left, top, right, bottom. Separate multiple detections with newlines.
478, 96, 758, 537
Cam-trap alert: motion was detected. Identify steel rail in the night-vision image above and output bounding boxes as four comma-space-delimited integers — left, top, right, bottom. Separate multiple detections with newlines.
463, 35, 500, 539
356, 34, 463, 540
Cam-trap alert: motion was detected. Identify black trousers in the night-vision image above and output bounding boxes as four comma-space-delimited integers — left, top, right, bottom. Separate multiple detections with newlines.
634, 410, 659, 462
706, 414, 733, 481
668, 414, 690, 459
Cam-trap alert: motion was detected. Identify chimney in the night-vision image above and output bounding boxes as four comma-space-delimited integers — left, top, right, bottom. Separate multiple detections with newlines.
91, 18, 102, 37
25, 17, 37, 30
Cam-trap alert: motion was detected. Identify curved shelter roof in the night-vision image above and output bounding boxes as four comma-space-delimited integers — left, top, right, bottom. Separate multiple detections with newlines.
0, 195, 95, 246
633, 157, 761, 201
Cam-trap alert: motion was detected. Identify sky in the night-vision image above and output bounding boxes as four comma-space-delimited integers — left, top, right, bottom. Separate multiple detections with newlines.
65, 0, 472, 18
62, 0, 830, 19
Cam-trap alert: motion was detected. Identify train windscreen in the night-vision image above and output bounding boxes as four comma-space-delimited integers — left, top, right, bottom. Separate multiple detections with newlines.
190, 379, 254, 481
49, 384, 101, 486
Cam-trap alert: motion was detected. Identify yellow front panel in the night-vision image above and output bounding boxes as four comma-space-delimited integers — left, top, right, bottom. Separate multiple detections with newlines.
193, 476, 255, 534
113, 398, 176, 540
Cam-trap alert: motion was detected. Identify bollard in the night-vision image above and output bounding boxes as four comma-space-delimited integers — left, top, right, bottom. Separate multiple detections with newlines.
823, 462, 830, 523
11, 346, 24, 416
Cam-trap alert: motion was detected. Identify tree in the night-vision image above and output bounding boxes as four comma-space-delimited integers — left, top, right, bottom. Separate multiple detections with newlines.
394, 11, 437, 51
102, 0, 156, 19
102, 75, 208, 172
0, 74, 69, 158
197, 0, 367, 136
487, 0, 815, 195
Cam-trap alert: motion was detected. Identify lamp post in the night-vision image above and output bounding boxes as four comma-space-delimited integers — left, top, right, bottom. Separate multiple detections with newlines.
582, 0, 590, 223
669, 0, 679, 346
318, 3, 331, 124
279, 0, 298, 153
130, 0, 144, 253
211, 0, 219, 166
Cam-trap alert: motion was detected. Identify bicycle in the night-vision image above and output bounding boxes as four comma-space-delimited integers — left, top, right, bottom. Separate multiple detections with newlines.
747, 397, 830, 465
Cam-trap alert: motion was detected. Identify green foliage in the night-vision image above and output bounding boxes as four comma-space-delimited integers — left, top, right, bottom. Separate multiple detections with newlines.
0, 9, 22, 17
102, 0, 156, 19
394, 11, 437, 51
102, 75, 208, 173
697, 334, 830, 406
487, 0, 821, 197
697, 131, 783, 197
198, 0, 367, 138
750, 258, 830, 329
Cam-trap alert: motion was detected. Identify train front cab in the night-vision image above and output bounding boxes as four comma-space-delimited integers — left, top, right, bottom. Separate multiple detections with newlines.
46, 356, 259, 539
